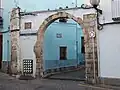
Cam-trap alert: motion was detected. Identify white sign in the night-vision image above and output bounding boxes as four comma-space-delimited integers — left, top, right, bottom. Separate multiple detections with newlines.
56, 33, 62, 38
89, 31, 95, 38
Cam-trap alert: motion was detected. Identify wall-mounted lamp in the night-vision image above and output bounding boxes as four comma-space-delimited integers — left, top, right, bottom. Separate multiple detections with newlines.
90, 0, 103, 30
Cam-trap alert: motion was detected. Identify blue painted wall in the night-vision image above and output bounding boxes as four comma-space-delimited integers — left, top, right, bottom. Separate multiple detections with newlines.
2, 33, 10, 61
43, 19, 84, 70
2, 0, 15, 61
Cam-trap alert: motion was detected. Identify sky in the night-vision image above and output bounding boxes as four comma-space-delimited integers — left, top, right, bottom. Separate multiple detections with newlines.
4, 0, 84, 11
19, 0, 83, 11
2, 0, 84, 30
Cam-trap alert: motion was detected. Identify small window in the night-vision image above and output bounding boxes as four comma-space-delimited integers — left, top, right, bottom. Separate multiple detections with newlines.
81, 37, 85, 54
24, 22, 32, 29
60, 47, 67, 60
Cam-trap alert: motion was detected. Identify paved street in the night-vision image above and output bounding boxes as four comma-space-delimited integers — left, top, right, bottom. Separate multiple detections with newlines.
0, 72, 120, 90
47, 66, 85, 81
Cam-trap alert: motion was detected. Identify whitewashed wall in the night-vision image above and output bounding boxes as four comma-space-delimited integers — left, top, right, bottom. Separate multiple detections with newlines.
20, 9, 95, 31
20, 36, 37, 77
84, 0, 120, 78
99, 24, 120, 78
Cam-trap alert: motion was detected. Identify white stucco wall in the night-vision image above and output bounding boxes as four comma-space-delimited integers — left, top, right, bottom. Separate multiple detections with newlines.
20, 8, 95, 31
20, 36, 36, 77
84, 0, 120, 78
98, 0, 120, 79
99, 24, 120, 78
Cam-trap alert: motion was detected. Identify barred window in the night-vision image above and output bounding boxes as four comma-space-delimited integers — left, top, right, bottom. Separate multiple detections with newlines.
24, 22, 32, 29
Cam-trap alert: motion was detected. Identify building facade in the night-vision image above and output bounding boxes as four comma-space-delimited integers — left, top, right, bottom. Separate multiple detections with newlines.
83, 0, 120, 85
10, 0, 120, 85
1, 0, 16, 72
3, 0, 120, 85
19, 14, 85, 77
1, 0, 84, 72
10, 7, 97, 84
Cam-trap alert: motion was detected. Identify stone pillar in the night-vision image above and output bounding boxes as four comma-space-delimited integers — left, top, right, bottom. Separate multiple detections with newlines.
10, 7, 21, 75
34, 33, 44, 77
11, 31, 20, 74
83, 14, 98, 84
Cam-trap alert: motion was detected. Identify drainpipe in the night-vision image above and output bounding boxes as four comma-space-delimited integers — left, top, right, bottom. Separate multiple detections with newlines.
75, 0, 78, 7
18, 6, 22, 74
92, 36, 96, 83
76, 24, 78, 66
7, 40, 9, 74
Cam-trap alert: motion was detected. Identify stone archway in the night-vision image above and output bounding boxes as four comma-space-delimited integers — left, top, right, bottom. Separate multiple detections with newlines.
34, 12, 98, 83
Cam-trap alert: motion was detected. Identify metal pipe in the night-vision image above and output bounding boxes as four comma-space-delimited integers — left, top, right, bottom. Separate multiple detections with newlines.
92, 37, 96, 83
76, 24, 78, 65
7, 40, 9, 74
75, 0, 77, 7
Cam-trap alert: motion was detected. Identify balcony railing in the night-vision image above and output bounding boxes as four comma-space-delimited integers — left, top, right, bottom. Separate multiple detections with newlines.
111, 0, 120, 21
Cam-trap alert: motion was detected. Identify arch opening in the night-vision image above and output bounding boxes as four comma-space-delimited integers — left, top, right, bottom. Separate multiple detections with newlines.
34, 12, 98, 83
43, 19, 85, 79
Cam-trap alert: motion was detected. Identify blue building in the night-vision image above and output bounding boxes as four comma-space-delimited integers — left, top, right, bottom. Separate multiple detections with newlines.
43, 19, 84, 70
1, 0, 14, 71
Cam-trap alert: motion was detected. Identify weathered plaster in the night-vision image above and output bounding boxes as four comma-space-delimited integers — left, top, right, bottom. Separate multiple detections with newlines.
11, 31, 20, 74
83, 14, 98, 83
10, 8, 21, 75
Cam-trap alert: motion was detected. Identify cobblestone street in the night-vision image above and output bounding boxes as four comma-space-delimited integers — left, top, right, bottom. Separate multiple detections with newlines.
0, 72, 120, 90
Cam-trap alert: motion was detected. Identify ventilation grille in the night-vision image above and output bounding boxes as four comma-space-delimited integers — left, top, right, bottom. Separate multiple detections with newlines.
23, 59, 33, 74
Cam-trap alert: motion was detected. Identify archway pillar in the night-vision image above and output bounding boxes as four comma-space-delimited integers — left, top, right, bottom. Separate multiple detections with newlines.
10, 7, 21, 75
34, 33, 44, 77
83, 14, 98, 84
